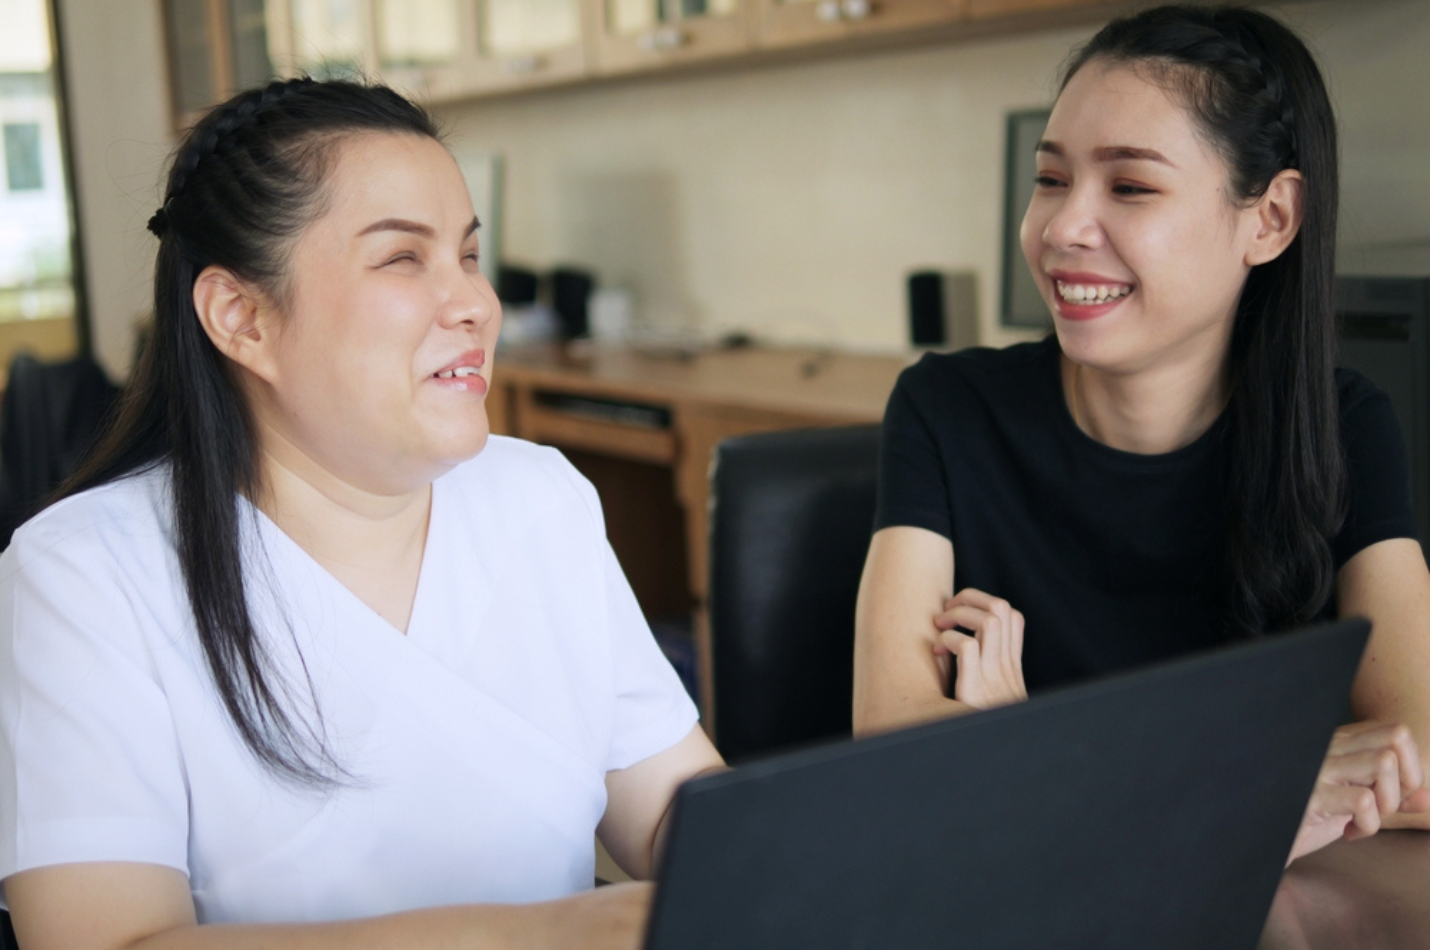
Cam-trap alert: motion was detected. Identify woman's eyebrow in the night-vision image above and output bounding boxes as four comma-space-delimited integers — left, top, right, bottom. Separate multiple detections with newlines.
356, 216, 482, 239
1093, 145, 1177, 166
1035, 140, 1177, 168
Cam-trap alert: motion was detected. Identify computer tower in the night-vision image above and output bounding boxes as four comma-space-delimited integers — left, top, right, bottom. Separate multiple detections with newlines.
1335, 271, 1430, 548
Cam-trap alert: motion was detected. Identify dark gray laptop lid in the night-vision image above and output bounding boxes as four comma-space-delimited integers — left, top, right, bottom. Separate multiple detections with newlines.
646, 618, 1368, 950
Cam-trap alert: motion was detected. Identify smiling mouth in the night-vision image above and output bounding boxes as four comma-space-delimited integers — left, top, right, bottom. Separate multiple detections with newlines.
434, 366, 482, 379
1055, 280, 1133, 304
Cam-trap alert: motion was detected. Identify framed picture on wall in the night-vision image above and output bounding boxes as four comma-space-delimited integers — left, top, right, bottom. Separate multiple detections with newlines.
1000, 108, 1052, 329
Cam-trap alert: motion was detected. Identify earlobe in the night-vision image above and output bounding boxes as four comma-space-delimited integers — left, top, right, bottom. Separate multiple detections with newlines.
192, 266, 278, 380
1245, 169, 1305, 267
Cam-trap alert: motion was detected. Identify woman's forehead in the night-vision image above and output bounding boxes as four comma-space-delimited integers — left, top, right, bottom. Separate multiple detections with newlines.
312, 132, 472, 234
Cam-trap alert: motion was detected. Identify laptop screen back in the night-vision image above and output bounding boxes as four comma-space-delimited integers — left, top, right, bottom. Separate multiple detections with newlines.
646, 619, 1367, 950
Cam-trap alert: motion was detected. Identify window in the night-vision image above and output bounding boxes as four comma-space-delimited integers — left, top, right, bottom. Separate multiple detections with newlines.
0, 0, 81, 335
3, 122, 43, 191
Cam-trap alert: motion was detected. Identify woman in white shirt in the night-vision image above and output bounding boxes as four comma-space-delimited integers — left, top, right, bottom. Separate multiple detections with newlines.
0, 77, 723, 950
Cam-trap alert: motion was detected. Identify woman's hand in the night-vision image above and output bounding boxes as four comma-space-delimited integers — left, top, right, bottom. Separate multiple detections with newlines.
1287, 720, 1430, 864
932, 588, 1027, 710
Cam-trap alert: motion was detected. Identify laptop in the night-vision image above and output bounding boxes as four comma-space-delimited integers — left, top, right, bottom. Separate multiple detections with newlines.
645, 618, 1368, 950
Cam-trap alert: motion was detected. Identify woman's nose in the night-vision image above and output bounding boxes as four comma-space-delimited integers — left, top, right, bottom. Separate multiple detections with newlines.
440, 267, 499, 330
1042, 185, 1103, 252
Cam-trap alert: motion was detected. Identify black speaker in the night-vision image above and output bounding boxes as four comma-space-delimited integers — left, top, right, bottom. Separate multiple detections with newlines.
552, 267, 594, 340
908, 270, 978, 349
907, 271, 946, 346
496, 265, 538, 305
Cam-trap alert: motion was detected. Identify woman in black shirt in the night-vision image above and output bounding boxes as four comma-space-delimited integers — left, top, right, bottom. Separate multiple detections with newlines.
854, 4, 1430, 863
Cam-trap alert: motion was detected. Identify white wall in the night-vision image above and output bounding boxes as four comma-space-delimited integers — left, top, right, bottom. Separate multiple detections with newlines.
432, 0, 1430, 352
59, 0, 1430, 373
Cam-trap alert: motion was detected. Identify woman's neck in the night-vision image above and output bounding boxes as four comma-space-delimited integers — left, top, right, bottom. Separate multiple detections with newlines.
252, 433, 432, 634
1062, 351, 1231, 455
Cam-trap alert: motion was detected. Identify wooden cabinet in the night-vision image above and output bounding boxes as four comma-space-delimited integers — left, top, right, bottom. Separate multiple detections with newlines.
266, 0, 374, 80
165, 0, 1128, 113
756, 0, 962, 50
264, 0, 590, 101
162, 0, 280, 126
966, 0, 1119, 20
375, 0, 589, 98
586, 0, 753, 77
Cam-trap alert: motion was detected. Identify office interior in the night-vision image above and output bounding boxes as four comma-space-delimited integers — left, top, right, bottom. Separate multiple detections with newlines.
3, 0, 1430, 933
17, 0, 1422, 386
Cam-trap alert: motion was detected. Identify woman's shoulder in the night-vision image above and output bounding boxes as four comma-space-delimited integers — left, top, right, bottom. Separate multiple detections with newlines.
1334, 365, 1393, 420
2, 465, 172, 575
894, 337, 1060, 423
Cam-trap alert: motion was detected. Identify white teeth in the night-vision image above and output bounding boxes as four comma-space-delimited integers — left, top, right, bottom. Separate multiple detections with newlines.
436, 366, 480, 378
1056, 281, 1132, 303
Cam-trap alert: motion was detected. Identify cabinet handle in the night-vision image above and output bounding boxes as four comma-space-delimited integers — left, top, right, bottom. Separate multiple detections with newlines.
503, 54, 543, 74
841, 0, 872, 19
639, 26, 686, 52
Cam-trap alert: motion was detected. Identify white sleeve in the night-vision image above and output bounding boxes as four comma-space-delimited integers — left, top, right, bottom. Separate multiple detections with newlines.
554, 460, 700, 773
0, 526, 191, 891
598, 539, 700, 771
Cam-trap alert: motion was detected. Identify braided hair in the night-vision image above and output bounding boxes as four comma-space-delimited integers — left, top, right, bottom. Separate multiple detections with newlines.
62, 78, 441, 785
1060, 6, 1344, 638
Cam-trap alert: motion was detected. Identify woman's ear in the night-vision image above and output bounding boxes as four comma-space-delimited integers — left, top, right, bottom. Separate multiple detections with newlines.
192, 266, 280, 381
1245, 169, 1304, 267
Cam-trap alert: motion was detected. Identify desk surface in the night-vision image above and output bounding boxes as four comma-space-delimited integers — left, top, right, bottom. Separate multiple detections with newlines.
1261, 831, 1430, 948
494, 341, 913, 423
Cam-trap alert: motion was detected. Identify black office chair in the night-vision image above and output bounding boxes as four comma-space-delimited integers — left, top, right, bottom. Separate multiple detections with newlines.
707, 424, 881, 764
0, 352, 120, 549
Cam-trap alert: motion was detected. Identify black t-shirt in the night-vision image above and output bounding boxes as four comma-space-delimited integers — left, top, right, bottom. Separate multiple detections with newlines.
874, 335, 1418, 692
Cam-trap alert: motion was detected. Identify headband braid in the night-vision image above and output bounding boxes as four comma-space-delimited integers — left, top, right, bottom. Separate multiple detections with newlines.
147, 77, 318, 239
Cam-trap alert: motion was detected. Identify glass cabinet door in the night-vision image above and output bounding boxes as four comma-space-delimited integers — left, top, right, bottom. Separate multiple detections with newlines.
755, 0, 963, 49
369, 0, 587, 98
163, 0, 279, 124
473, 0, 586, 88
592, 0, 751, 75
283, 0, 371, 80
376, 0, 462, 70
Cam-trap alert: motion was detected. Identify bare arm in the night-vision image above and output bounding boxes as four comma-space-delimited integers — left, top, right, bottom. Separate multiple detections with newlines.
6, 863, 653, 950
1338, 537, 1430, 832
597, 724, 725, 880
853, 526, 971, 735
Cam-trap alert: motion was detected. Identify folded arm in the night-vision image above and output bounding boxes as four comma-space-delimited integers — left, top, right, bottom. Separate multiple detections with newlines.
853, 526, 974, 736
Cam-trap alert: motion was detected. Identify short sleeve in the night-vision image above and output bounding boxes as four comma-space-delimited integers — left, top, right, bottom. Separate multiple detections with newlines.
559, 467, 699, 773
1333, 369, 1420, 567
873, 358, 955, 539
0, 526, 191, 894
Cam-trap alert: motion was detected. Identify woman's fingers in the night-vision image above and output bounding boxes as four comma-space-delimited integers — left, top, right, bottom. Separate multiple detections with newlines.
933, 588, 1027, 709
1319, 746, 1403, 818
1289, 720, 1429, 863
1328, 721, 1424, 792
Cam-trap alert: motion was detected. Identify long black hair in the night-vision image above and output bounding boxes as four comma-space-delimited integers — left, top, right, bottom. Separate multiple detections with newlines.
60, 78, 441, 785
1062, 5, 1345, 637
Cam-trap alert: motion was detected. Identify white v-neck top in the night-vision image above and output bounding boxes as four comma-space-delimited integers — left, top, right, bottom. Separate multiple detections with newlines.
0, 436, 698, 923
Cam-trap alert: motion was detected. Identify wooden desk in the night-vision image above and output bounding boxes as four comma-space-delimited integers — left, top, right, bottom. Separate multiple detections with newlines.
486, 341, 910, 728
